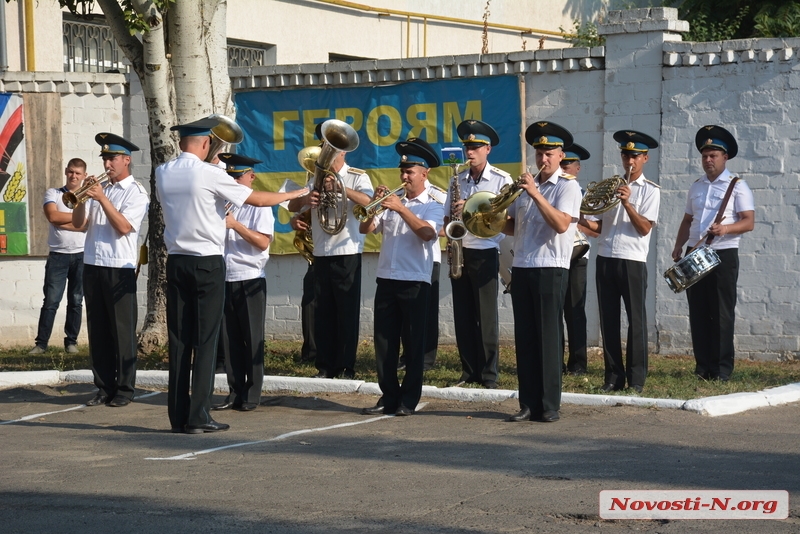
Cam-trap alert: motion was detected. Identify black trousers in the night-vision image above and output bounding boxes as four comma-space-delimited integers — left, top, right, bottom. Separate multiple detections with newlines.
314, 254, 362, 377
561, 256, 588, 373
374, 278, 430, 412
400, 261, 440, 370
451, 247, 500, 385
166, 254, 225, 429
218, 277, 266, 405
596, 256, 648, 389
510, 267, 567, 415
686, 248, 739, 379
83, 264, 137, 400
301, 262, 317, 362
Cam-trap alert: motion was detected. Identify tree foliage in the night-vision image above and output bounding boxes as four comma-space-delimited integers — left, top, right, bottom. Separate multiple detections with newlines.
668, 0, 800, 40
559, 19, 605, 48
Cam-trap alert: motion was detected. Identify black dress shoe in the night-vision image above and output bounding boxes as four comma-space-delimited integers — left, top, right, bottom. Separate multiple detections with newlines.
568, 369, 586, 376
339, 369, 356, 380
600, 383, 619, 393
361, 404, 385, 415
171, 427, 184, 434
395, 405, 414, 416
540, 410, 560, 422
717, 375, 730, 382
508, 406, 532, 422
212, 400, 236, 411
482, 381, 498, 389
86, 393, 108, 406
107, 395, 131, 407
236, 402, 258, 411
185, 420, 230, 434
629, 385, 643, 394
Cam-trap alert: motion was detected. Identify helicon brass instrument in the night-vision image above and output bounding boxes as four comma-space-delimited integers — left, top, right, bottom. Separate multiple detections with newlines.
62, 172, 109, 209
462, 167, 543, 239
579, 175, 628, 215
205, 114, 244, 163
443, 155, 466, 279
313, 120, 360, 235
353, 184, 406, 222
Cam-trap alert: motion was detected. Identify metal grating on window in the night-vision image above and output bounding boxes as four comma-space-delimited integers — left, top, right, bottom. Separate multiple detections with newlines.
63, 19, 128, 73
227, 42, 267, 68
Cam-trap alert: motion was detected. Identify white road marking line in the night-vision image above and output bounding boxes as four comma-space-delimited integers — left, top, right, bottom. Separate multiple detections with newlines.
146, 402, 428, 461
0, 391, 161, 426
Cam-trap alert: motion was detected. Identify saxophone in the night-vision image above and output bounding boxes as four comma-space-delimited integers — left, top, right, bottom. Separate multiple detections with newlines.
443, 152, 467, 279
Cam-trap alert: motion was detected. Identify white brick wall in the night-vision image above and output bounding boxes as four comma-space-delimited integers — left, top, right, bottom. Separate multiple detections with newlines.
2, 8, 798, 360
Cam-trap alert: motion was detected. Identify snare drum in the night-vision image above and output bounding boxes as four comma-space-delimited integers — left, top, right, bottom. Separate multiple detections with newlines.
498, 236, 514, 294
664, 245, 721, 293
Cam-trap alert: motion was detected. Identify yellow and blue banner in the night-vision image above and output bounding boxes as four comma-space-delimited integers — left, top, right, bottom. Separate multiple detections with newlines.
235, 76, 521, 255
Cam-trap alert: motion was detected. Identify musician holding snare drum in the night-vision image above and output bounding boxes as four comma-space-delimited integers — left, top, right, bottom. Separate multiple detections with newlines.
671, 126, 754, 382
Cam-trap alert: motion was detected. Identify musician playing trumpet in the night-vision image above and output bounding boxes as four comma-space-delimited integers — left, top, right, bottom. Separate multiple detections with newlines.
286, 121, 373, 380
577, 130, 660, 394
358, 138, 444, 417
72, 133, 149, 408
502, 121, 581, 423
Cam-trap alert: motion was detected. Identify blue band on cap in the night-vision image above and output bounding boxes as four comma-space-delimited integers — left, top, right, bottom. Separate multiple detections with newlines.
100, 143, 131, 155
226, 165, 253, 175
701, 138, 728, 152
533, 135, 565, 147
562, 151, 580, 161
399, 157, 429, 168
619, 141, 649, 152
461, 133, 491, 145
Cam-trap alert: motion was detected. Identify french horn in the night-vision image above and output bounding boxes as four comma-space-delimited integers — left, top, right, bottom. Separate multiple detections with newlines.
580, 175, 627, 215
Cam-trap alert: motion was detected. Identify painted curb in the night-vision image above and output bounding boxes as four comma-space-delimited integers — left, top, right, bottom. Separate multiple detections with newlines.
1, 370, 798, 416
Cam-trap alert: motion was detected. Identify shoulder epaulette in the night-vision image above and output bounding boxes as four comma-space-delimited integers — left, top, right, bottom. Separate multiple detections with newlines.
490, 167, 512, 178
560, 173, 576, 180
644, 178, 661, 189
133, 180, 148, 193
428, 185, 446, 204
347, 167, 367, 175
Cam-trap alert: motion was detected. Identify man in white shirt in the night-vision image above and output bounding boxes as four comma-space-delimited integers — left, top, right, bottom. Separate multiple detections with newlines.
212, 153, 274, 412
72, 134, 149, 408
359, 137, 444, 416
504, 121, 581, 423
287, 120, 373, 380
30, 159, 87, 355
578, 130, 660, 394
156, 116, 306, 434
671, 125, 754, 381
444, 120, 513, 389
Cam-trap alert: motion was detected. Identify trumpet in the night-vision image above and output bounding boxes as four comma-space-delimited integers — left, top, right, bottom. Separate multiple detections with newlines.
353, 184, 406, 222
63, 173, 109, 209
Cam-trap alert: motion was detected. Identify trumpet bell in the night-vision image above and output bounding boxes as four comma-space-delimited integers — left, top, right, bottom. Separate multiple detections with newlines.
462, 190, 509, 238
62, 173, 110, 209
206, 114, 244, 163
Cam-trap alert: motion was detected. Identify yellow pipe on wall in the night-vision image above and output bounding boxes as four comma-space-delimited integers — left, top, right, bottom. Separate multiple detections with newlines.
24, 0, 35, 71
314, 0, 568, 39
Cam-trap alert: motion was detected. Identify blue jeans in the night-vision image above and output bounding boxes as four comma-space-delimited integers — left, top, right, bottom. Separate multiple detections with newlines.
35, 251, 84, 348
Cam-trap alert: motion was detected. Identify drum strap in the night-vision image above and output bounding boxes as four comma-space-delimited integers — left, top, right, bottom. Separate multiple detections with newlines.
705, 177, 739, 246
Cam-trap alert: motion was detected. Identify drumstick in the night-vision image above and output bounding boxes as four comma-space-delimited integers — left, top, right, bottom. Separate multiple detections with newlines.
686, 216, 726, 255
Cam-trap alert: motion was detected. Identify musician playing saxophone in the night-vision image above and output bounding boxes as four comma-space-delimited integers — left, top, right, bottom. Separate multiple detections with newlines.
577, 130, 660, 394
444, 120, 512, 389
286, 121, 373, 380
502, 121, 581, 423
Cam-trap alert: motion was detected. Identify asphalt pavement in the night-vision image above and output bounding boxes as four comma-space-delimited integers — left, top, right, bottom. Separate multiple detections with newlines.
1, 382, 799, 533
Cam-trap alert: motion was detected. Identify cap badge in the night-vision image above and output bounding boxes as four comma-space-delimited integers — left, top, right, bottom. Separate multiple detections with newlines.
539, 136, 548, 144
537, 122, 548, 127
625, 142, 635, 150
706, 138, 713, 146
103, 144, 110, 151
467, 134, 476, 141
401, 155, 408, 162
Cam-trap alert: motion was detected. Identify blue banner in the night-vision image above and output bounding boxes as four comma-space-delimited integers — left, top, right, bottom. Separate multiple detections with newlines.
234, 76, 522, 254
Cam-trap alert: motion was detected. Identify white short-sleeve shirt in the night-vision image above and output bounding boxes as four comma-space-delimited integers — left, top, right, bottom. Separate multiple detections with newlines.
426, 180, 446, 264
445, 163, 513, 250
224, 203, 275, 282
590, 174, 661, 262
43, 187, 86, 253
306, 163, 374, 257
155, 152, 253, 256
373, 188, 445, 283
507, 167, 581, 270
83, 176, 149, 269
685, 168, 754, 250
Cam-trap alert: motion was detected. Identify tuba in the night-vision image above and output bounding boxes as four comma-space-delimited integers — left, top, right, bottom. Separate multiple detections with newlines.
205, 114, 244, 163
292, 146, 320, 265
462, 167, 542, 239
312, 120, 360, 235
580, 175, 627, 215
63, 172, 109, 209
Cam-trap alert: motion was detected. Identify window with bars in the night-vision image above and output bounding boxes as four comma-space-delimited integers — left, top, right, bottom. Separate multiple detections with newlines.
63, 16, 276, 72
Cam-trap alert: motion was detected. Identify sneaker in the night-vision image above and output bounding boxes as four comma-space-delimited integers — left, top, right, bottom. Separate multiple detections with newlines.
65, 345, 79, 354
28, 345, 46, 355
